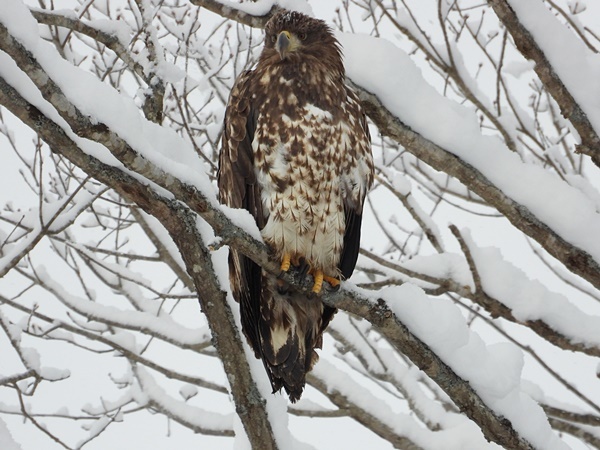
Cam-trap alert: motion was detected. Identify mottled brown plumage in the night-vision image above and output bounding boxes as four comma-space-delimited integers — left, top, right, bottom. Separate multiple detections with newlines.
218, 11, 373, 402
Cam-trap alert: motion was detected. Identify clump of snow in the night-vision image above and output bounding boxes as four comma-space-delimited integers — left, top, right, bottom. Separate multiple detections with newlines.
19, 348, 41, 372
39, 367, 70, 381
503, 60, 536, 78
464, 231, 600, 347
135, 366, 234, 432
179, 385, 198, 401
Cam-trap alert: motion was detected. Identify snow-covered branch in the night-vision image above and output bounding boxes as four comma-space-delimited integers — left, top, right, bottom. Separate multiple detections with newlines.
488, 0, 600, 167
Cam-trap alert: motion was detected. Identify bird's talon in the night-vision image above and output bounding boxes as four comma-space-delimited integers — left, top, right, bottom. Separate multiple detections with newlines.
276, 279, 290, 294
298, 257, 311, 282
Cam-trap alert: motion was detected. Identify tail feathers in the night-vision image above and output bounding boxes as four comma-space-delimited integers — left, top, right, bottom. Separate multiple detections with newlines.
258, 289, 324, 403
261, 327, 320, 403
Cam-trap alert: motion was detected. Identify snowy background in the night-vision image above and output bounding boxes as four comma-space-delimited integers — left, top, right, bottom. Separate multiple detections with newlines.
0, 0, 599, 449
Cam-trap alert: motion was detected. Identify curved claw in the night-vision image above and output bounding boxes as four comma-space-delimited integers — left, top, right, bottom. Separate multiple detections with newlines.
297, 257, 311, 282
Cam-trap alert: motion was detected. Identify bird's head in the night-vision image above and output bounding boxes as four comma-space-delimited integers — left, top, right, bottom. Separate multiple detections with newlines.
263, 11, 342, 64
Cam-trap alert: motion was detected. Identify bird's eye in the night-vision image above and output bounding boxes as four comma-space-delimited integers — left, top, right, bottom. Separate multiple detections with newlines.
270, 35, 277, 43
299, 32, 307, 40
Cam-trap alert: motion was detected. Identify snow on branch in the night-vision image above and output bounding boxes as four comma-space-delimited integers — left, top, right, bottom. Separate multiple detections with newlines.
488, 0, 600, 168
31, 265, 208, 348
0, 181, 100, 278
29, 9, 152, 85
190, 0, 279, 27
133, 365, 234, 436
451, 226, 600, 355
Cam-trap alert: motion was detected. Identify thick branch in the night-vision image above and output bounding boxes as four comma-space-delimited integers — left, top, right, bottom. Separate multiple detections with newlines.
487, 0, 600, 167
190, 0, 278, 28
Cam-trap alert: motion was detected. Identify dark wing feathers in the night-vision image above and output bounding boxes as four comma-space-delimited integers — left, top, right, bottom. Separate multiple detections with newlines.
218, 70, 263, 359
339, 103, 370, 280
339, 206, 362, 279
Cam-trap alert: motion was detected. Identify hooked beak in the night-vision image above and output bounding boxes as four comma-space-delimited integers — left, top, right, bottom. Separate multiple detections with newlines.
276, 31, 292, 60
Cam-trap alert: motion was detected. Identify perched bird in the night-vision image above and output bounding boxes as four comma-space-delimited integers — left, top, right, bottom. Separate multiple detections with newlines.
218, 10, 373, 402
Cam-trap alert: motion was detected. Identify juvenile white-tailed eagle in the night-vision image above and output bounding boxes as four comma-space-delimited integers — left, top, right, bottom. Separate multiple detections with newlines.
218, 11, 373, 402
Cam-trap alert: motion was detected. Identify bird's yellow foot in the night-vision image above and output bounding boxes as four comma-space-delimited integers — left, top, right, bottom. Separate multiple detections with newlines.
309, 270, 340, 295
280, 253, 291, 273
323, 275, 341, 288
311, 269, 324, 294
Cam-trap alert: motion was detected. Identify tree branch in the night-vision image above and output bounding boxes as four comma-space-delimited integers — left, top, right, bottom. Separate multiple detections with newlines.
316, 285, 534, 450
487, 0, 600, 167
190, 0, 279, 28
30, 9, 152, 86
349, 78, 600, 292
307, 371, 424, 450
